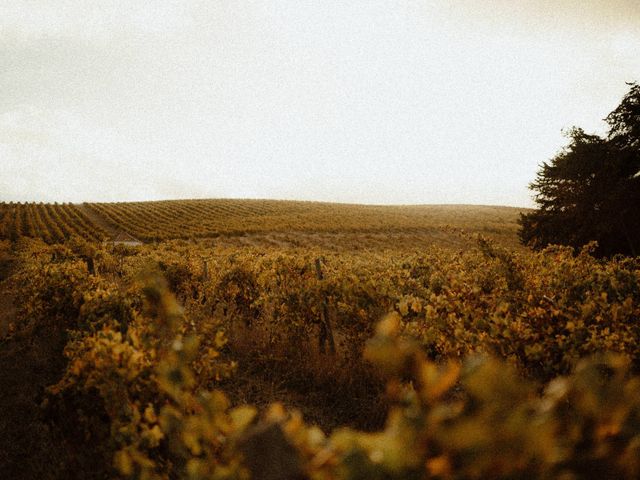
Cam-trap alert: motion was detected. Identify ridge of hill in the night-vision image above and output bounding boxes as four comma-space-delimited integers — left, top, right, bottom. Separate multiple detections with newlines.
0, 200, 528, 248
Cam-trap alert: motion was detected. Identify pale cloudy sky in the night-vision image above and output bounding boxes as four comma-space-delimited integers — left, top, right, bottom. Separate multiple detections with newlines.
1, 1, 639, 206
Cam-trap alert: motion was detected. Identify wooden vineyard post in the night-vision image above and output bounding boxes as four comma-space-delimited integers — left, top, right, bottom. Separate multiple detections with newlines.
202, 258, 209, 281
82, 255, 95, 275
315, 258, 336, 354
199, 257, 210, 305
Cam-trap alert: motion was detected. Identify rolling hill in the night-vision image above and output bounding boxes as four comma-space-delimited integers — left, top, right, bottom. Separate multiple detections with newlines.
0, 199, 528, 248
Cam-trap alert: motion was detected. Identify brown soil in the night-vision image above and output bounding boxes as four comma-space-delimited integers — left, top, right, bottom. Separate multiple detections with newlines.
76, 203, 142, 244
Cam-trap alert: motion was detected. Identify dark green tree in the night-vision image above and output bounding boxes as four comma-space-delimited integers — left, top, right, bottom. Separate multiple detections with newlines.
607, 82, 640, 149
520, 83, 640, 257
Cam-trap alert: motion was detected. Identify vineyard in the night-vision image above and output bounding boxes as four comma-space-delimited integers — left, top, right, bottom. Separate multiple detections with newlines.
1, 206, 640, 479
0, 202, 108, 243
0, 200, 524, 247
82, 200, 524, 243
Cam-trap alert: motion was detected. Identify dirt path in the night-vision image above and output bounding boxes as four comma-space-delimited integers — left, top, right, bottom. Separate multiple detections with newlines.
76, 203, 142, 243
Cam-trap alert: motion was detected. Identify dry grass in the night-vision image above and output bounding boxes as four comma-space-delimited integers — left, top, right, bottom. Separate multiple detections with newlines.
221, 320, 387, 431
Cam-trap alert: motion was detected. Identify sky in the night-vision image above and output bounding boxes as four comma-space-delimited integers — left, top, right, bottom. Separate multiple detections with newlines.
1, 1, 639, 207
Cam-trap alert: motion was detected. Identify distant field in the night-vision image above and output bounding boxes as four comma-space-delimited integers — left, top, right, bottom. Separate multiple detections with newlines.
0, 200, 528, 248
0, 202, 107, 243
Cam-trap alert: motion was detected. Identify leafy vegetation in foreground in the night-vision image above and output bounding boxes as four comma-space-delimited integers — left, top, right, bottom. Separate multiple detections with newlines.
1, 233, 639, 479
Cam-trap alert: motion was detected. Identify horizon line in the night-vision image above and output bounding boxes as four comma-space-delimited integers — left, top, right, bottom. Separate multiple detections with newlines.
0, 197, 533, 210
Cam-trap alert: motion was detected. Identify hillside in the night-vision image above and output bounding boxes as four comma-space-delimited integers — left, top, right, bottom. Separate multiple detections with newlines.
0, 200, 527, 248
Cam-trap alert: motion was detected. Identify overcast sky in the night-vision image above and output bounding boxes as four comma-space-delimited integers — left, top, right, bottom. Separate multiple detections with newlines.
1, 1, 639, 206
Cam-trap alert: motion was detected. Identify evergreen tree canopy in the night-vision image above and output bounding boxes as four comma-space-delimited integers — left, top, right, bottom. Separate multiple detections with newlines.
520, 83, 640, 257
